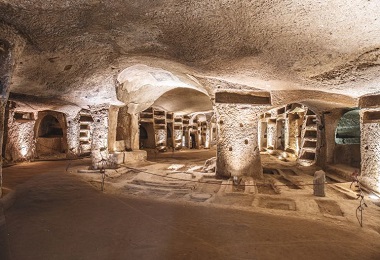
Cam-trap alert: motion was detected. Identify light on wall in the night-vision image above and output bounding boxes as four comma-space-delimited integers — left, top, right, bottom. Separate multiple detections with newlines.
369, 194, 379, 200
20, 145, 28, 157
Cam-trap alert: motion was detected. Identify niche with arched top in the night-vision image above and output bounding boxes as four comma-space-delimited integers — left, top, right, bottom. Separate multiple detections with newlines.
35, 112, 67, 156
139, 123, 155, 149
38, 115, 63, 137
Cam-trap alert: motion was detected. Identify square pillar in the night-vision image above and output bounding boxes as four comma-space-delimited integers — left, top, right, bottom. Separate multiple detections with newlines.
360, 108, 380, 192
66, 110, 81, 158
90, 105, 110, 169
214, 91, 271, 179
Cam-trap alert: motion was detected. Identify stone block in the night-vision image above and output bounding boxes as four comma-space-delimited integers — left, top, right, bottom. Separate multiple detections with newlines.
215, 91, 271, 105
314, 170, 326, 197
109, 152, 124, 165
123, 150, 147, 164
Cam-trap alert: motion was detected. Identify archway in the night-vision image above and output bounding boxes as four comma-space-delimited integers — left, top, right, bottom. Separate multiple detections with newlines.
334, 109, 361, 167
35, 113, 66, 156
139, 123, 155, 149
116, 64, 213, 153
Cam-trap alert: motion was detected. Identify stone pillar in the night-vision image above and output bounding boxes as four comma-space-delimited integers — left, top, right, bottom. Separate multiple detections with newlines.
108, 105, 119, 152
116, 106, 130, 150
130, 113, 140, 150
287, 112, 303, 156
173, 121, 183, 150
204, 122, 211, 149
215, 103, 265, 178
183, 127, 190, 148
284, 117, 290, 150
360, 107, 380, 193
313, 170, 326, 197
266, 119, 276, 149
66, 111, 81, 158
318, 109, 344, 165
116, 106, 140, 151
214, 91, 271, 179
89, 105, 110, 169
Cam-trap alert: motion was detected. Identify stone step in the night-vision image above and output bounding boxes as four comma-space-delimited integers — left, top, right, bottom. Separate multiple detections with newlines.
304, 137, 317, 142
302, 147, 316, 153
297, 159, 315, 166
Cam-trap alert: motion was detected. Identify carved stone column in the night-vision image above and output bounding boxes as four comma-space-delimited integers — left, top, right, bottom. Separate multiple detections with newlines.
66, 110, 81, 158
214, 91, 270, 179
89, 105, 109, 169
359, 94, 380, 193
360, 110, 380, 192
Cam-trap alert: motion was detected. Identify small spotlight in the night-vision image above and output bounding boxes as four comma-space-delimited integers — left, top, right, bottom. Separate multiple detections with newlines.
21, 146, 28, 156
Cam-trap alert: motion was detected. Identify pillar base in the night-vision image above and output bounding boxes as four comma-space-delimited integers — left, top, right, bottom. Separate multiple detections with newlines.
361, 176, 380, 194
123, 150, 147, 164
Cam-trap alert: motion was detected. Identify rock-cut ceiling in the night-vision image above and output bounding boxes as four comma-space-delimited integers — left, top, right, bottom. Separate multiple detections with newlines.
1, 0, 380, 109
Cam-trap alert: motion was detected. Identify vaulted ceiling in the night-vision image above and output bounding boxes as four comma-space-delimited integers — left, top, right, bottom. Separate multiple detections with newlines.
1, 0, 380, 110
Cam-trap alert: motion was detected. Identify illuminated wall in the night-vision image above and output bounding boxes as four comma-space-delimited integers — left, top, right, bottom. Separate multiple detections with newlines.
215, 103, 263, 179
266, 120, 276, 149
5, 107, 37, 161
90, 106, 110, 169
66, 112, 81, 158
360, 109, 380, 193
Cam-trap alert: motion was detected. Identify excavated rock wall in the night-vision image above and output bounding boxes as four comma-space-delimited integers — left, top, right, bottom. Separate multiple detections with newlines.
173, 128, 182, 149
5, 108, 36, 161
90, 106, 109, 169
286, 114, 302, 154
66, 112, 80, 158
266, 120, 276, 149
321, 109, 345, 165
116, 106, 131, 150
215, 103, 263, 179
360, 109, 380, 193
155, 129, 167, 148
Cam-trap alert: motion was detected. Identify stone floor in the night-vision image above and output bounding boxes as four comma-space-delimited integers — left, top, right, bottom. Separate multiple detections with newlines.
1, 149, 380, 259
73, 149, 380, 234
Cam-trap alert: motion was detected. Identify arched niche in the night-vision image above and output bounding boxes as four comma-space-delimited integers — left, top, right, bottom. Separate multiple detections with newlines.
38, 115, 63, 137
35, 111, 67, 156
139, 122, 155, 149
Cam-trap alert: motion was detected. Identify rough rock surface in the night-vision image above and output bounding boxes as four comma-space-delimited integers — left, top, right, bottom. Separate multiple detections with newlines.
215, 103, 265, 178
0, 0, 380, 109
360, 109, 380, 192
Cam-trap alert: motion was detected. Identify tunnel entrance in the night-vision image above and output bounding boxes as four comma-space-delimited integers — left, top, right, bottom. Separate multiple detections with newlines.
334, 109, 361, 167
139, 123, 155, 149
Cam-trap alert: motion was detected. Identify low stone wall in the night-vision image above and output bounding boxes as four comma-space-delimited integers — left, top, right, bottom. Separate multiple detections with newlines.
36, 137, 63, 155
